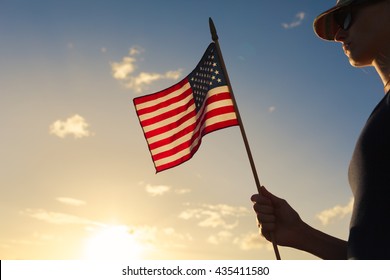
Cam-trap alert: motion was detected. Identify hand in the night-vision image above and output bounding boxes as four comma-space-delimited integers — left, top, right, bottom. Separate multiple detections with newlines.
251, 186, 303, 248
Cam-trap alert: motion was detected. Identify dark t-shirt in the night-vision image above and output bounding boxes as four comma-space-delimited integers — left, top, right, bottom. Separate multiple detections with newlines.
348, 91, 390, 259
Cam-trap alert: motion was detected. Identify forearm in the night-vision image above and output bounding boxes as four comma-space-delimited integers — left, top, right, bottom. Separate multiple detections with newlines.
294, 221, 348, 260
252, 189, 348, 259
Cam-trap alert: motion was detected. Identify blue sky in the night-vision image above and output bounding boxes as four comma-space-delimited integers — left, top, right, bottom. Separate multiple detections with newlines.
0, 0, 385, 260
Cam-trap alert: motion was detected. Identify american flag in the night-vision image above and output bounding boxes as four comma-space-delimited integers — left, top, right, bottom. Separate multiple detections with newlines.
133, 43, 238, 172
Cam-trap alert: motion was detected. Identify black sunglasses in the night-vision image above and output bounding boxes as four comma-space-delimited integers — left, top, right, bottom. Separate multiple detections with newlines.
334, 0, 384, 31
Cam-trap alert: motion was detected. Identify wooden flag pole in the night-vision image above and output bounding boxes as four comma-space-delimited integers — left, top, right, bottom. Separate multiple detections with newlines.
209, 17, 281, 260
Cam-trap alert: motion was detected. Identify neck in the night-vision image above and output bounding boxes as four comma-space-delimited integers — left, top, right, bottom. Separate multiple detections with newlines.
371, 2, 390, 93
385, 79, 390, 94
373, 58, 390, 93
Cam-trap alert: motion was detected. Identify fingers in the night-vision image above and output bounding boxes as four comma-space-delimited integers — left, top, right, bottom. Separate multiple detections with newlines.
257, 211, 276, 223
255, 207, 276, 230
260, 186, 284, 208
254, 204, 274, 215
251, 191, 275, 216
251, 193, 273, 206
257, 212, 276, 242
251, 188, 277, 238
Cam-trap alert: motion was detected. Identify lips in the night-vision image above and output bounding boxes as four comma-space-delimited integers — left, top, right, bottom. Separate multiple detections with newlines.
343, 42, 351, 53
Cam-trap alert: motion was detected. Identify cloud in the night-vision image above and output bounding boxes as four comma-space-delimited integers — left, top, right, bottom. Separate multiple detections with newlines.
111, 56, 137, 80
21, 208, 102, 226
143, 183, 190, 196
282, 12, 305, 29
129, 46, 143, 56
207, 204, 249, 216
268, 106, 276, 113
208, 230, 233, 245
199, 210, 238, 229
163, 227, 193, 241
20, 205, 163, 255
22, 207, 156, 241
175, 188, 191, 195
8, 239, 40, 246
316, 198, 354, 226
130, 225, 158, 245
56, 197, 86, 207
233, 232, 271, 251
32, 232, 59, 242
179, 204, 250, 230
111, 46, 183, 93
49, 114, 92, 139
145, 184, 171, 196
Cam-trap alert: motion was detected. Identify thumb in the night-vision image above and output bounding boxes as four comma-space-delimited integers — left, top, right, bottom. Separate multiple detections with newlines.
260, 186, 283, 208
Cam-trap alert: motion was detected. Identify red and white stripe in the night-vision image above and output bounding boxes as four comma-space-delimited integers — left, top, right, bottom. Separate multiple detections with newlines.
134, 77, 238, 172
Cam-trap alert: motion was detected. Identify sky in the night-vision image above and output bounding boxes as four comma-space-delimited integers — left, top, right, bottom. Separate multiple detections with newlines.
0, 0, 385, 260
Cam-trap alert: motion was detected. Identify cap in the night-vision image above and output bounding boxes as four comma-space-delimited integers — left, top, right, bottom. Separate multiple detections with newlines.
313, 0, 355, 41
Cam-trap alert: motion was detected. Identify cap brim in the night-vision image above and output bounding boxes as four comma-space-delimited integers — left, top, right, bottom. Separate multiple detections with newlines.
313, 0, 354, 41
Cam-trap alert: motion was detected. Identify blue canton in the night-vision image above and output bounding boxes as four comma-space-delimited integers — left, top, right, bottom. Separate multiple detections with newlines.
188, 43, 227, 112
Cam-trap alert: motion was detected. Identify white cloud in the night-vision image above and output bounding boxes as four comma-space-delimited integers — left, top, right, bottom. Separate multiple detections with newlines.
175, 188, 191, 195
126, 225, 193, 251
145, 184, 171, 196
179, 204, 250, 230
207, 230, 233, 245
165, 70, 182, 80
233, 232, 271, 251
163, 227, 176, 236
8, 239, 40, 246
316, 198, 354, 226
23, 207, 157, 241
124, 70, 183, 93
207, 204, 249, 217
111, 46, 183, 93
143, 183, 189, 196
56, 197, 86, 207
49, 114, 91, 139
111, 56, 137, 80
129, 46, 144, 56
130, 225, 158, 245
21, 208, 102, 226
126, 72, 163, 90
163, 227, 193, 241
199, 210, 238, 229
21, 206, 162, 255
282, 12, 305, 29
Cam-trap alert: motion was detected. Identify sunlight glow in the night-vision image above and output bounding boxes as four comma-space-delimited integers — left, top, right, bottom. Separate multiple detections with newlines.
83, 225, 143, 260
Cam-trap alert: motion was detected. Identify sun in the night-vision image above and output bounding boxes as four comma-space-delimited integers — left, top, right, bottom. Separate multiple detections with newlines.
83, 225, 143, 260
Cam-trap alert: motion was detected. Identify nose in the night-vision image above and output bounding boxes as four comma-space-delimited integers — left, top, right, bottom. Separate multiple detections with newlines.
334, 27, 347, 42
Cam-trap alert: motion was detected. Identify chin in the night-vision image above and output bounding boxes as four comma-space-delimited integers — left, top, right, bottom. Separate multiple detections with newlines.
347, 51, 374, 68
348, 57, 371, 68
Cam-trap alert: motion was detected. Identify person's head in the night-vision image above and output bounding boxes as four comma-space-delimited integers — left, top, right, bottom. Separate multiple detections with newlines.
314, 0, 390, 68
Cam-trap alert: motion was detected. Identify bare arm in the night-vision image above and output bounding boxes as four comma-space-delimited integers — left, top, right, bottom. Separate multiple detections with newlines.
290, 220, 347, 259
251, 186, 347, 260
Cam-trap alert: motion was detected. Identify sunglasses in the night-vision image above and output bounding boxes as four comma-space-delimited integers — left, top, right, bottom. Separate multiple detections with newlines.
334, 0, 384, 31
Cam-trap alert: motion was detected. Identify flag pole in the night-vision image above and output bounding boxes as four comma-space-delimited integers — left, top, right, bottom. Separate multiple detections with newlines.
209, 17, 281, 260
